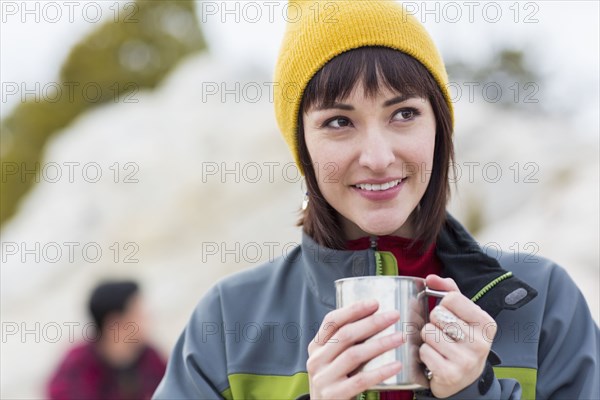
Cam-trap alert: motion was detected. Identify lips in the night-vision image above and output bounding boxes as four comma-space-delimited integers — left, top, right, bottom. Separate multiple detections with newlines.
351, 177, 407, 201
352, 178, 405, 192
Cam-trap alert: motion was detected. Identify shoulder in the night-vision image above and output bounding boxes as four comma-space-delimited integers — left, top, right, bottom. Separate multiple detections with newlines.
497, 251, 575, 292
220, 242, 302, 290
60, 342, 96, 365
496, 251, 591, 317
47, 343, 96, 397
140, 345, 166, 367
50, 342, 99, 378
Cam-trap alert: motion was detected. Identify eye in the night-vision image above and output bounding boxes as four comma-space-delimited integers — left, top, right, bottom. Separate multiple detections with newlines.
322, 116, 352, 129
392, 107, 421, 121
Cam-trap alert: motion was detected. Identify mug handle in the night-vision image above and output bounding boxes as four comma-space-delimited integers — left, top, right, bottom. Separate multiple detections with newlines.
424, 287, 447, 299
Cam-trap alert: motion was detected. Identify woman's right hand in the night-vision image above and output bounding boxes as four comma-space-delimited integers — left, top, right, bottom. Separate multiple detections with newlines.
307, 300, 404, 399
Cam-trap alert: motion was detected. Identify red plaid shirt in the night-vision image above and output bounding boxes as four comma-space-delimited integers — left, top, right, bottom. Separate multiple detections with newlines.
47, 343, 166, 400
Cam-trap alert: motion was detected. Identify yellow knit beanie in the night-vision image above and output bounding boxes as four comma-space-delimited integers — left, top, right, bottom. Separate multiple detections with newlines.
273, 0, 454, 175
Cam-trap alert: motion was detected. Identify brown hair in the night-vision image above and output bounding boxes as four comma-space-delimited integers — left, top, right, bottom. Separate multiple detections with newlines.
296, 46, 455, 254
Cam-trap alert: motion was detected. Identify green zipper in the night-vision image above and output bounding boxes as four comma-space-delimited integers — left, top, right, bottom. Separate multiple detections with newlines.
470, 272, 513, 302
357, 391, 379, 400
371, 236, 383, 276
374, 251, 383, 276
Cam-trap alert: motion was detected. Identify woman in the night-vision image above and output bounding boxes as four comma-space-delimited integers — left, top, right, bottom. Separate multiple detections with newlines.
154, 1, 599, 399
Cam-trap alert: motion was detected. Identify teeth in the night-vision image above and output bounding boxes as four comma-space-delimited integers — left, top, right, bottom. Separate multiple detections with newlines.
355, 179, 403, 191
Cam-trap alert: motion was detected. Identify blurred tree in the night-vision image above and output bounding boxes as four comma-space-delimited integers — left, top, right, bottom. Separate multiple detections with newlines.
0, 0, 206, 225
445, 48, 543, 235
446, 48, 542, 110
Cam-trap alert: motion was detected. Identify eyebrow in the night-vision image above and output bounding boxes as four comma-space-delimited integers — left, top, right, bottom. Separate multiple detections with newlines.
314, 94, 415, 111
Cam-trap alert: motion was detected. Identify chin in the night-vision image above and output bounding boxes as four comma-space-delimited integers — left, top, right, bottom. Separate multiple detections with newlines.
359, 219, 406, 237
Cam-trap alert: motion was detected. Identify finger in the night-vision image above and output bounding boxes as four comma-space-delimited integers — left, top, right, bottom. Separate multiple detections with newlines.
326, 331, 405, 380
430, 306, 467, 342
439, 291, 495, 326
425, 275, 460, 292
314, 309, 400, 365
424, 275, 490, 326
419, 342, 450, 380
310, 300, 379, 352
330, 361, 402, 398
330, 309, 400, 347
422, 322, 469, 361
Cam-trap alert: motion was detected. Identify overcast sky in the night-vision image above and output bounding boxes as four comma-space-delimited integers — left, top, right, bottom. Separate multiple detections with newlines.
2, 1, 598, 134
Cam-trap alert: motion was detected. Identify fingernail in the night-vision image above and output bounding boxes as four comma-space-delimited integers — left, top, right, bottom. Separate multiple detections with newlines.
432, 306, 457, 324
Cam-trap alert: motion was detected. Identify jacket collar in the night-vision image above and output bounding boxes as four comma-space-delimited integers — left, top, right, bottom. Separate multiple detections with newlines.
301, 211, 537, 319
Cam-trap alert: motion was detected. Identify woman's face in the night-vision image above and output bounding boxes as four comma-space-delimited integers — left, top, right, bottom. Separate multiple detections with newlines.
303, 82, 437, 240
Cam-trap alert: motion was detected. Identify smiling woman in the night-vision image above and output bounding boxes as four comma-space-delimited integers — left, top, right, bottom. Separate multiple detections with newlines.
153, 1, 599, 400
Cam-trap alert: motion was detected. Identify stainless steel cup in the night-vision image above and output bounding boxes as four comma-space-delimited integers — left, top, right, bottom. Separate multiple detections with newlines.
335, 276, 446, 390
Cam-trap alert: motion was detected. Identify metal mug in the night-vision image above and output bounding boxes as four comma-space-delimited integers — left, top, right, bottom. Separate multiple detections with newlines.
335, 276, 447, 390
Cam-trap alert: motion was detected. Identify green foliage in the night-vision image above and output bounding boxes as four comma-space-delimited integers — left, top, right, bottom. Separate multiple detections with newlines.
464, 198, 485, 236
1, 0, 206, 226
445, 48, 541, 109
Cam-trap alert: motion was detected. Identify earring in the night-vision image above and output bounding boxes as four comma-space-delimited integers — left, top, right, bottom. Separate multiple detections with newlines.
301, 191, 309, 211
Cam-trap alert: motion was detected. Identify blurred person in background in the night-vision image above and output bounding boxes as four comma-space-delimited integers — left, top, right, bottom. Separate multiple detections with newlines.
47, 280, 166, 399
153, 1, 599, 399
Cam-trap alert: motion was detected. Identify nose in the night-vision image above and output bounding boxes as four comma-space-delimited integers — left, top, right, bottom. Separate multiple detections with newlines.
357, 128, 395, 172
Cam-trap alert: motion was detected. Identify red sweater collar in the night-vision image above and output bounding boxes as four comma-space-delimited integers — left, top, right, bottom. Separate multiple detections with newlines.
346, 235, 439, 276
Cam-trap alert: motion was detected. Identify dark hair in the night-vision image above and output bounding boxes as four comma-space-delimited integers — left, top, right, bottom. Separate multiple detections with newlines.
89, 280, 139, 333
296, 46, 455, 254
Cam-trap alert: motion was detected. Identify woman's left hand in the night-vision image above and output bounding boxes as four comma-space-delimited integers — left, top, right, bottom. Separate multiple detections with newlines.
420, 274, 497, 398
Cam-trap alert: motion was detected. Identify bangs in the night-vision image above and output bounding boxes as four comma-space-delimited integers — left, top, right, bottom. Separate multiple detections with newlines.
300, 46, 440, 112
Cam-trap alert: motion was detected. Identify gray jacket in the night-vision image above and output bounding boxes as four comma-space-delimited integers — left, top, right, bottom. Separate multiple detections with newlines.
153, 212, 599, 399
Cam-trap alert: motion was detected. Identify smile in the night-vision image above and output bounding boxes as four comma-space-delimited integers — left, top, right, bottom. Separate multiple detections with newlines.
353, 178, 404, 192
